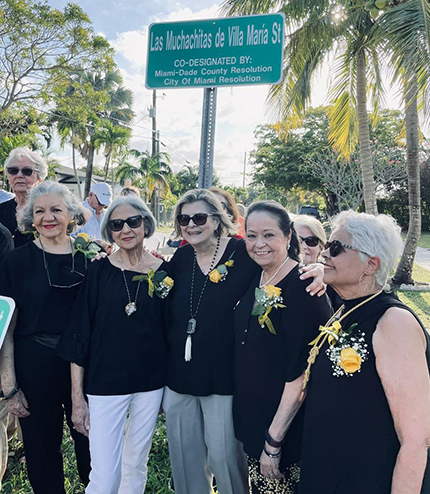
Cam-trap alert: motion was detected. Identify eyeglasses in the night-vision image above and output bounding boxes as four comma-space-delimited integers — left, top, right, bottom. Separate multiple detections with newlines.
325, 240, 371, 258
177, 213, 213, 227
299, 235, 320, 248
7, 167, 35, 176
108, 215, 144, 232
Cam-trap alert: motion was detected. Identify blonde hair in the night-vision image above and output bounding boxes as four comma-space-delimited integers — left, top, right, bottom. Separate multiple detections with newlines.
293, 215, 326, 251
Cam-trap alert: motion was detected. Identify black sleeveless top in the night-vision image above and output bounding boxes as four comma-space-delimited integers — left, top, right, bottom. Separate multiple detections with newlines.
299, 291, 430, 494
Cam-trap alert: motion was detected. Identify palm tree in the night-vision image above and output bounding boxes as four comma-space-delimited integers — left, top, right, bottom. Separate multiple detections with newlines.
222, 0, 384, 214
115, 150, 172, 209
375, 0, 430, 286
93, 119, 131, 182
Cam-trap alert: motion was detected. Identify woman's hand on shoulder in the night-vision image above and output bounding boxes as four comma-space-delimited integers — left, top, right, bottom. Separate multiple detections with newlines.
5, 389, 30, 418
299, 263, 326, 297
90, 252, 108, 262
72, 396, 90, 437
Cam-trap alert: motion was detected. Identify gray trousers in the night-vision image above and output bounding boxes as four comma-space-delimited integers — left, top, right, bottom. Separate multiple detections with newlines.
163, 387, 249, 494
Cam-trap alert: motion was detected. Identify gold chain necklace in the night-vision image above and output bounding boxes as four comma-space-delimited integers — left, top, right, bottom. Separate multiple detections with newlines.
300, 290, 383, 400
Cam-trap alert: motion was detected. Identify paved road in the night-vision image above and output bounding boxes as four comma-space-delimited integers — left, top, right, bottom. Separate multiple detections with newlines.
415, 246, 430, 272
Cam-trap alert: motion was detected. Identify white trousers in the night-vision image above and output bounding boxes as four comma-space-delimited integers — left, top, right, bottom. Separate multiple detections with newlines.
163, 387, 249, 494
86, 388, 163, 494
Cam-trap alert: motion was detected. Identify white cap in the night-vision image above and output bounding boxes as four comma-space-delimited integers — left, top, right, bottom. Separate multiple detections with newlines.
90, 183, 112, 206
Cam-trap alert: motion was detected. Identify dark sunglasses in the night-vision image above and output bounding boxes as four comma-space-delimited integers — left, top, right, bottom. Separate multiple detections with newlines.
325, 240, 371, 258
177, 213, 213, 227
7, 166, 35, 176
299, 235, 320, 248
108, 215, 144, 232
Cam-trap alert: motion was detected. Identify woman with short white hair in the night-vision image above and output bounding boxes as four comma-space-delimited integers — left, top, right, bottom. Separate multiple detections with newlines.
294, 210, 430, 493
0, 147, 48, 247
0, 181, 91, 493
58, 195, 171, 494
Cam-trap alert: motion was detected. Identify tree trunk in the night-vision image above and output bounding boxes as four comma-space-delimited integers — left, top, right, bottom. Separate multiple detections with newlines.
104, 152, 111, 182
71, 143, 82, 201
84, 144, 95, 198
356, 50, 377, 214
392, 73, 421, 288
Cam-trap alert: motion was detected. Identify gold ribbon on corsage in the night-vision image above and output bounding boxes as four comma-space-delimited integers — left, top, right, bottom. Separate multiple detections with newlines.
252, 285, 286, 335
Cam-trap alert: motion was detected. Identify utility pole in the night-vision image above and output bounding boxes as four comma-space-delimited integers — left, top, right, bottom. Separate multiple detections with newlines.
243, 151, 247, 188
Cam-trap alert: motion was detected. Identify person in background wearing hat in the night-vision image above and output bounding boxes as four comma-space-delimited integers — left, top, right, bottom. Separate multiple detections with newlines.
76, 183, 112, 242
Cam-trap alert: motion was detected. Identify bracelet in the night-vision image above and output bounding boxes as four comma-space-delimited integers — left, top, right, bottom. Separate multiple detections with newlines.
0, 384, 19, 401
263, 446, 282, 459
265, 429, 285, 448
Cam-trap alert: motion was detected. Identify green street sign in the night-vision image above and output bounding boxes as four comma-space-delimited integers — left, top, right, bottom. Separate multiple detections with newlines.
0, 296, 15, 350
146, 13, 285, 89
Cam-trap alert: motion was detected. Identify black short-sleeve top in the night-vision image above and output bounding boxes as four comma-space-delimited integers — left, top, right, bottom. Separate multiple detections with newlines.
0, 199, 34, 248
165, 238, 260, 396
0, 241, 87, 338
58, 258, 168, 396
233, 265, 332, 465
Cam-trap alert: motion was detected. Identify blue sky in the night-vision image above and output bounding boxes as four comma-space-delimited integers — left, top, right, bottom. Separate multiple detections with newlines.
47, 0, 403, 186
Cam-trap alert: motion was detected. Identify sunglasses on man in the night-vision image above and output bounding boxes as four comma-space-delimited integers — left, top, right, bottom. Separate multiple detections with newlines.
177, 213, 213, 227
7, 167, 35, 176
108, 215, 144, 232
325, 240, 371, 258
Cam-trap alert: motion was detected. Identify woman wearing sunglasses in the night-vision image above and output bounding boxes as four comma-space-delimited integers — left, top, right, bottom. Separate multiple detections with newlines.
58, 195, 169, 494
289, 211, 429, 494
233, 201, 332, 494
0, 147, 48, 248
162, 190, 325, 494
0, 181, 91, 494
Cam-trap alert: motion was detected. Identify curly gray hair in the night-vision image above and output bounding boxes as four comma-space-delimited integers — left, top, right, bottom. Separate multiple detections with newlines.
5, 147, 48, 181
330, 210, 403, 287
100, 195, 156, 244
17, 181, 88, 234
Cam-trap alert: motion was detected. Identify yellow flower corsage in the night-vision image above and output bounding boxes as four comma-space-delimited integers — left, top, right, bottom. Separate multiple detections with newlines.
132, 270, 174, 299
209, 251, 235, 283
251, 285, 286, 335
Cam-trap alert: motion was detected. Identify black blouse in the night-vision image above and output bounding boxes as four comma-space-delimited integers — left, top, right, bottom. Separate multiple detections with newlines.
299, 291, 430, 494
0, 242, 87, 338
165, 238, 260, 396
233, 266, 332, 465
58, 258, 167, 396
0, 198, 34, 248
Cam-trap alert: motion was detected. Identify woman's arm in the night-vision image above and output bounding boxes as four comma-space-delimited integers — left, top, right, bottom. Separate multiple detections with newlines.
260, 374, 304, 479
373, 308, 430, 494
0, 309, 30, 417
299, 263, 326, 297
71, 363, 90, 437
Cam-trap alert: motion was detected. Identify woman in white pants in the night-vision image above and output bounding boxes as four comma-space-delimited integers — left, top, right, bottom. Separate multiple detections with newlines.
58, 196, 171, 493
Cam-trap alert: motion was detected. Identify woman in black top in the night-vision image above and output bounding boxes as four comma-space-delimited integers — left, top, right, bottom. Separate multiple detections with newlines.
233, 201, 332, 494
0, 147, 47, 248
163, 190, 326, 494
58, 195, 171, 494
298, 211, 430, 493
0, 181, 91, 494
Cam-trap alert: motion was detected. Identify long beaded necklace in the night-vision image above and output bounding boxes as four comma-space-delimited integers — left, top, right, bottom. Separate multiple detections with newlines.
185, 236, 221, 361
259, 255, 290, 288
120, 251, 145, 316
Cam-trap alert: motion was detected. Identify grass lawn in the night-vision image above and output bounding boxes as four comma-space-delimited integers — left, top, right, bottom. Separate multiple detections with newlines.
397, 263, 430, 329
402, 231, 430, 249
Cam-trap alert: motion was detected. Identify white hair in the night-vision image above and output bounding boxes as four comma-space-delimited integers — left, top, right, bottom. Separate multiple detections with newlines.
331, 210, 403, 287
5, 147, 48, 180
17, 181, 88, 233
100, 195, 156, 244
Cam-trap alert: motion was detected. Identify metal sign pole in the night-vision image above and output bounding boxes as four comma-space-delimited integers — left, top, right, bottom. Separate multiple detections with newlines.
198, 87, 217, 189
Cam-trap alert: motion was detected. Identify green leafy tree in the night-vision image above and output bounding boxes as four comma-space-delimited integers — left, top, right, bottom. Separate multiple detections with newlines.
115, 150, 172, 209
0, 0, 113, 114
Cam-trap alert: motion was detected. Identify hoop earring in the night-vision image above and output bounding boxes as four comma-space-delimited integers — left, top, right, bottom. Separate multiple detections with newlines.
359, 273, 376, 293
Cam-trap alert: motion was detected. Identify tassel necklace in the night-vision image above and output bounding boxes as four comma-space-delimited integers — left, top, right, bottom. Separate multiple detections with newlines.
185, 237, 220, 362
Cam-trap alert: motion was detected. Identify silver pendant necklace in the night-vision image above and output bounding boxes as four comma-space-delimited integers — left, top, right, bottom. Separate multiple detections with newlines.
259, 255, 290, 288
185, 237, 221, 361
122, 269, 143, 316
